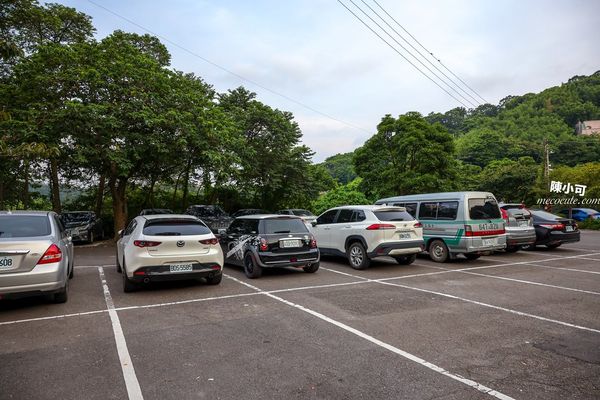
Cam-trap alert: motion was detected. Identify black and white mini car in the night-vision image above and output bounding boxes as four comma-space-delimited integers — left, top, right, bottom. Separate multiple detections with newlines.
219, 214, 320, 278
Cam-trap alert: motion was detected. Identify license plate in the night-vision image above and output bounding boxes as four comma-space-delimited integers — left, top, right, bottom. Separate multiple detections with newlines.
280, 239, 301, 248
565, 225, 574, 232
518, 220, 529, 227
169, 263, 193, 273
0, 256, 15, 269
482, 238, 496, 247
397, 232, 411, 239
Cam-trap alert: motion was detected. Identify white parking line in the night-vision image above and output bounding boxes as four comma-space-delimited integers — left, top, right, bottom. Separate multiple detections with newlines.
98, 267, 144, 400
224, 274, 514, 400
321, 267, 600, 335
0, 309, 107, 326
525, 263, 600, 275
575, 257, 600, 262
421, 265, 600, 296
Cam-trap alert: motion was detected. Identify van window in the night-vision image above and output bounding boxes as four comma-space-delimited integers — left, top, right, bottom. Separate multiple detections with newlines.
437, 202, 458, 220
469, 197, 501, 220
403, 203, 417, 217
418, 202, 438, 219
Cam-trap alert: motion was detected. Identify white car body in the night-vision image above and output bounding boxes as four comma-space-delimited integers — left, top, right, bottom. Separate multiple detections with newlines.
312, 205, 424, 269
116, 215, 224, 290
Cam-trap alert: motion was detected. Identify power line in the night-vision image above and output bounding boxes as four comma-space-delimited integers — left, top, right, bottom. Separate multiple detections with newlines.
372, 0, 489, 104
361, 0, 482, 107
85, 0, 372, 135
337, 0, 472, 109
348, 0, 479, 108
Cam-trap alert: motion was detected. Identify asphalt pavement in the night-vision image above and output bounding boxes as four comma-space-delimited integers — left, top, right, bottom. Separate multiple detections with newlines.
1, 232, 599, 400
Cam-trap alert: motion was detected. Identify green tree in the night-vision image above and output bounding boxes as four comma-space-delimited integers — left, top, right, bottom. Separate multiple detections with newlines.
353, 112, 457, 199
311, 178, 369, 215
478, 157, 539, 204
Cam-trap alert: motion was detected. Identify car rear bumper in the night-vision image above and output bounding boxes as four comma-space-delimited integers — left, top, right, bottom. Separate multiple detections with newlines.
257, 249, 320, 268
0, 262, 66, 296
505, 228, 537, 246
464, 235, 507, 254
536, 230, 581, 245
368, 239, 425, 258
129, 263, 223, 282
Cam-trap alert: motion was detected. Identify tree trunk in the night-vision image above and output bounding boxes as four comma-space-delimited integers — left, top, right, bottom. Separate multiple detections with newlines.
49, 158, 61, 213
181, 158, 192, 211
22, 160, 29, 209
171, 171, 183, 211
110, 175, 128, 241
95, 173, 106, 216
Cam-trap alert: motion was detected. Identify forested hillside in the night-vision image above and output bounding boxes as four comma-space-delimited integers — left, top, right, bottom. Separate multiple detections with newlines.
319, 72, 600, 210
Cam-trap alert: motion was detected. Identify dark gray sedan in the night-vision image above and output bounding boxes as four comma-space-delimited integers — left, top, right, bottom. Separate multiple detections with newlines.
0, 211, 74, 303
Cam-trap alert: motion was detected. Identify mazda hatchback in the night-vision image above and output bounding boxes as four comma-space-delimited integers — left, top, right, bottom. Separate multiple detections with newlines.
116, 215, 224, 292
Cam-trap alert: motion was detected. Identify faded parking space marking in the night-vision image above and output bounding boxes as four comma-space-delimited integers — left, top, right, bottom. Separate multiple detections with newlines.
224, 274, 515, 400
321, 267, 600, 335
524, 262, 600, 275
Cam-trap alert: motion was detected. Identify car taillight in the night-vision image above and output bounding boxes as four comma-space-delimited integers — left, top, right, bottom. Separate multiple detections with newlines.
199, 238, 219, 245
259, 238, 268, 251
413, 222, 423, 228
500, 208, 509, 222
133, 240, 162, 247
37, 244, 62, 265
540, 223, 564, 231
310, 236, 317, 248
366, 223, 396, 230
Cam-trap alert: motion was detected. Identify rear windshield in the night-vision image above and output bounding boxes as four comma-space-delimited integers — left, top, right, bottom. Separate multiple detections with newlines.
143, 220, 212, 236
531, 210, 561, 220
468, 198, 501, 220
0, 216, 51, 238
263, 218, 308, 234
374, 210, 415, 221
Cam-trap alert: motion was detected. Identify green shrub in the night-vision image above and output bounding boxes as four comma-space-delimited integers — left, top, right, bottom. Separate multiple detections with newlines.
578, 218, 600, 230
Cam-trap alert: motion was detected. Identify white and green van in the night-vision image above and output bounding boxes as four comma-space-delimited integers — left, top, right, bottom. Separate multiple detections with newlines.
375, 192, 506, 262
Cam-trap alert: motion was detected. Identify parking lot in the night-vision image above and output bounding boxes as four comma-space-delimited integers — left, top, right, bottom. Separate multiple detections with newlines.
1, 231, 599, 400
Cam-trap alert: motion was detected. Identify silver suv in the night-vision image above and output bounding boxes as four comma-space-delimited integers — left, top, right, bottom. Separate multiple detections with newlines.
311, 205, 424, 269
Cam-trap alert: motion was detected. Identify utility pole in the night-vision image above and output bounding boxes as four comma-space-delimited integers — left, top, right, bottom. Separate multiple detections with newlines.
543, 138, 551, 212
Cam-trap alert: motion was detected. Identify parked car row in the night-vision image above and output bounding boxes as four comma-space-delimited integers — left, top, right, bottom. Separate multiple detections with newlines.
0, 192, 586, 303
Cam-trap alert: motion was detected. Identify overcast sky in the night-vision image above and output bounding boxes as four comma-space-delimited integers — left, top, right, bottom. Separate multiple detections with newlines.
56, 0, 600, 162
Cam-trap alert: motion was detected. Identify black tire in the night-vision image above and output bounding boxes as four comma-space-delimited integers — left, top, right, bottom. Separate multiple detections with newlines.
546, 243, 562, 249
53, 281, 68, 303
122, 261, 137, 292
347, 242, 370, 270
68, 260, 74, 279
244, 253, 263, 279
428, 240, 449, 263
303, 262, 320, 273
522, 244, 535, 251
464, 253, 481, 260
393, 254, 417, 265
505, 246, 520, 253
88, 231, 94, 244
116, 251, 122, 273
206, 273, 222, 285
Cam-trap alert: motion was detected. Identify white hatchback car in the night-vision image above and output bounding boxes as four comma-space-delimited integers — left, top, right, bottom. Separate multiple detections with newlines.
311, 205, 424, 269
116, 215, 224, 292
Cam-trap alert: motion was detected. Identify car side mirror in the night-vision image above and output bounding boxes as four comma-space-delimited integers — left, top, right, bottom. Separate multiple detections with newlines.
311, 221, 317, 227
118, 229, 124, 238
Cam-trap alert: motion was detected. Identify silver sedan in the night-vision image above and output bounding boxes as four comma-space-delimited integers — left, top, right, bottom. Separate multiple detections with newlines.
0, 211, 74, 303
